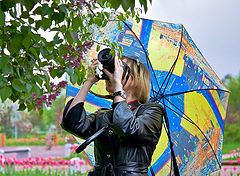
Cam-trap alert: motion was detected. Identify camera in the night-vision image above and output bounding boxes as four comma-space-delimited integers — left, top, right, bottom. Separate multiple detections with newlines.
98, 48, 128, 80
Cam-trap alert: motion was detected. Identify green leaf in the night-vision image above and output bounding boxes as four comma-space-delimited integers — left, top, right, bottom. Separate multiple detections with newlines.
70, 72, 78, 84
98, 0, 106, 8
42, 4, 51, 16
29, 17, 34, 24
50, 69, 64, 78
40, 48, 49, 57
132, 9, 135, 18
103, 12, 110, 19
0, 11, 5, 27
29, 47, 39, 58
119, 45, 123, 53
94, 17, 102, 26
0, 77, 8, 87
0, 87, 12, 102
18, 103, 26, 111
21, 11, 29, 18
110, 45, 115, 57
65, 31, 74, 45
11, 34, 24, 53
2, 64, 12, 74
54, 12, 65, 24
22, 34, 31, 49
26, 104, 35, 111
118, 51, 122, 60
139, 0, 148, 13
121, 0, 130, 11
32, 84, 42, 95
12, 79, 26, 92
23, 0, 37, 11
34, 75, 44, 86
26, 83, 32, 93
66, 67, 74, 76
136, 15, 141, 23
0, 56, 8, 69
72, 16, 81, 31
109, 0, 121, 9
41, 18, 52, 31
102, 19, 108, 27
33, 6, 42, 15
53, 33, 63, 44
60, 4, 67, 15
70, 31, 78, 43
35, 20, 41, 30
7, 41, 16, 55
96, 45, 100, 52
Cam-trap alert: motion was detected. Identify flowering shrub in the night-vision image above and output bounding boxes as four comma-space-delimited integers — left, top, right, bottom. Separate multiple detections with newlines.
0, 0, 145, 111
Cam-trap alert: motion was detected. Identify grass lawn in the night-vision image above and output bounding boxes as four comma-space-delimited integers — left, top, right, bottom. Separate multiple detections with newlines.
222, 142, 240, 154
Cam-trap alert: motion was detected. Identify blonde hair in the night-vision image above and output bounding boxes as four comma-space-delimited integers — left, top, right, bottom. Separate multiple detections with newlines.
122, 56, 151, 104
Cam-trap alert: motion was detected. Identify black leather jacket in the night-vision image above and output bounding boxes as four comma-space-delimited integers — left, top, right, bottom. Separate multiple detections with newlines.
61, 99, 163, 176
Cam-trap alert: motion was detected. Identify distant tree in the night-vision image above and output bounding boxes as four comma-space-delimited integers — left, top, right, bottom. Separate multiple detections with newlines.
0, 100, 15, 137
222, 73, 240, 143
0, 0, 151, 113
223, 74, 240, 123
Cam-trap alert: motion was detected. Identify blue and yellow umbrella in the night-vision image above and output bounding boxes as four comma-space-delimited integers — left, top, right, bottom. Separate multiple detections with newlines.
65, 18, 230, 175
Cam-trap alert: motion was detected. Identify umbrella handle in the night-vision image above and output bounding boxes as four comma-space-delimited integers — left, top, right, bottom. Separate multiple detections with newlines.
75, 126, 109, 153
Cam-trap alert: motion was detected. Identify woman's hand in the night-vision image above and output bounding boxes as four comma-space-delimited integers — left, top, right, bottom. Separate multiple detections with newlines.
85, 58, 100, 85
103, 55, 123, 92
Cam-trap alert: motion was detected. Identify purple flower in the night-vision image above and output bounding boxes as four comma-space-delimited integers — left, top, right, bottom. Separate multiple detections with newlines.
46, 101, 52, 107
31, 93, 38, 99
40, 95, 47, 100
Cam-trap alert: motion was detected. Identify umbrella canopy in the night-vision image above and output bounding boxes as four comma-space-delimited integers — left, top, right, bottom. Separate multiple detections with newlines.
65, 18, 230, 176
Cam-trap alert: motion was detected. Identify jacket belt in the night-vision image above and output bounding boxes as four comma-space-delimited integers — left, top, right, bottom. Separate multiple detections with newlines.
94, 162, 148, 175
115, 162, 148, 173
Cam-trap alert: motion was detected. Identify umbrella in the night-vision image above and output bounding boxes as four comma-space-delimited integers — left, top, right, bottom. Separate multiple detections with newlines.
65, 18, 230, 175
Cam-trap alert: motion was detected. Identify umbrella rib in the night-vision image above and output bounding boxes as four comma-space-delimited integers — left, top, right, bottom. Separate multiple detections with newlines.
158, 100, 194, 124
151, 88, 230, 102
162, 97, 221, 168
160, 25, 184, 95
165, 88, 230, 97
121, 20, 161, 98
162, 99, 180, 176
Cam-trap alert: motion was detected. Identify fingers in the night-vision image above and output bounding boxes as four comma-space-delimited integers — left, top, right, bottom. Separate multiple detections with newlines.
91, 59, 99, 67
103, 68, 112, 79
114, 54, 122, 68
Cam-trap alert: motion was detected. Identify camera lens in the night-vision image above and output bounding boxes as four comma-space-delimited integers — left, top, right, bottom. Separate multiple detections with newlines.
97, 48, 128, 80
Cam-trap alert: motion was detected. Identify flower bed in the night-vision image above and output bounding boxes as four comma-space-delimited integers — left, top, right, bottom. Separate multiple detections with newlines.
0, 155, 90, 176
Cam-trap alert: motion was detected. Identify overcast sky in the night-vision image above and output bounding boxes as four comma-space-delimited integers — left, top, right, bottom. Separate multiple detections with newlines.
139, 0, 240, 79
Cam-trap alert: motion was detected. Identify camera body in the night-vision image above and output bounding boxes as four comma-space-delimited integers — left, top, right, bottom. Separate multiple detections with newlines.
98, 48, 128, 80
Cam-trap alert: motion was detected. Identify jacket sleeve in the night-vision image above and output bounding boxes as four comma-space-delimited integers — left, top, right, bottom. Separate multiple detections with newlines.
105, 101, 163, 145
61, 99, 97, 140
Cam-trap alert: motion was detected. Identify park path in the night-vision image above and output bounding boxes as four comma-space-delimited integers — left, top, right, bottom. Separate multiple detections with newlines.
0, 145, 65, 158
1, 145, 236, 159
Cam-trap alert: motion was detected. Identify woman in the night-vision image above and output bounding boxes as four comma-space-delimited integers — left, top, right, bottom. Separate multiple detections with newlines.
61, 55, 163, 176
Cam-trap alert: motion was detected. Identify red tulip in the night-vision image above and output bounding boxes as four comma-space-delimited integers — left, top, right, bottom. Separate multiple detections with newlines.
79, 160, 85, 166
